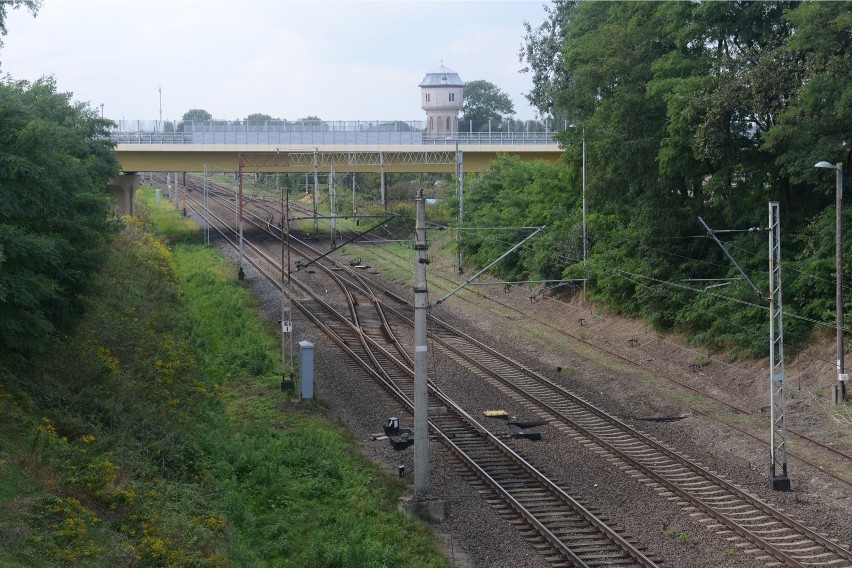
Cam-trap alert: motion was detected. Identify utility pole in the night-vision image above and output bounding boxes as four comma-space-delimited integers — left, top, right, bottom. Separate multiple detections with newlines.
237, 154, 245, 280
456, 139, 464, 275
581, 128, 587, 299
313, 149, 319, 233
699, 211, 790, 491
836, 162, 846, 402
413, 188, 430, 497
352, 173, 358, 226
768, 202, 790, 491
815, 160, 846, 403
203, 164, 210, 244
280, 175, 294, 390
330, 163, 336, 247
380, 151, 387, 211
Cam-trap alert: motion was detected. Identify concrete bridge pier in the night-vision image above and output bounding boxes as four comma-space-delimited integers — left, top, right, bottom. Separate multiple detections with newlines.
108, 173, 142, 216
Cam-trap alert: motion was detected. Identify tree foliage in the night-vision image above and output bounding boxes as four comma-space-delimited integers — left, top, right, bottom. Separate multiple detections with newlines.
0, 0, 40, 50
181, 108, 213, 122
0, 76, 120, 361
460, 1, 851, 356
176, 108, 214, 132
462, 80, 515, 131
245, 112, 276, 122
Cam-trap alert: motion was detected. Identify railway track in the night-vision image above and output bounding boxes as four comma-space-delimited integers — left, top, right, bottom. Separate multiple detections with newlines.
163, 174, 660, 567
329, 221, 852, 484
148, 173, 852, 567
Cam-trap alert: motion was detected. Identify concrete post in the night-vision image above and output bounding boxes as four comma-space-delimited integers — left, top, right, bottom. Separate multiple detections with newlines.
413, 188, 429, 497
107, 173, 142, 216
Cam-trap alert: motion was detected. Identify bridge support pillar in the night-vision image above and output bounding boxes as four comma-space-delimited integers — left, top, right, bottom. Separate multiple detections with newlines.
108, 173, 142, 216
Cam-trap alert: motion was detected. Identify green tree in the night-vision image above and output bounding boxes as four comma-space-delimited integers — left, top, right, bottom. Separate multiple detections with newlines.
461, 80, 515, 131
245, 113, 277, 122
0, 0, 40, 50
182, 108, 213, 122
520, 0, 575, 117
0, 76, 120, 361
293, 115, 326, 131
176, 108, 213, 132
514, 0, 851, 353
765, 2, 851, 190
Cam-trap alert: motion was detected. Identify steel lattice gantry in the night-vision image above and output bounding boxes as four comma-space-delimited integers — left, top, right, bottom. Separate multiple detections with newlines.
238, 149, 456, 172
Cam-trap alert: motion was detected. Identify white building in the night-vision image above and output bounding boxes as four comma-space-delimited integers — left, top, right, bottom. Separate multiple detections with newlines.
420, 65, 463, 136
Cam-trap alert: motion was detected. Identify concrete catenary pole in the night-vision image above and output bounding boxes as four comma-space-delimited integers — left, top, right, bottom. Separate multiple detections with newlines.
456, 139, 464, 275
330, 163, 336, 247
380, 151, 387, 211
280, 175, 294, 390
352, 173, 358, 226
313, 149, 319, 233
413, 188, 430, 497
835, 163, 846, 401
237, 154, 245, 280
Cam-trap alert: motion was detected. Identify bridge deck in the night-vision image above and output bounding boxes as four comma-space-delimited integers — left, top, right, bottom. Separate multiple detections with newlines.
115, 143, 563, 174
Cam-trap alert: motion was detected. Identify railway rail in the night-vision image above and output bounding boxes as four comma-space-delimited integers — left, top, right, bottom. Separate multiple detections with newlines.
147, 173, 852, 567
158, 173, 659, 567
330, 220, 852, 483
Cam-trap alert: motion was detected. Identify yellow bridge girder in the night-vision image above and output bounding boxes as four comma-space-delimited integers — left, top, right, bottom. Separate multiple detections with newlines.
115, 144, 563, 174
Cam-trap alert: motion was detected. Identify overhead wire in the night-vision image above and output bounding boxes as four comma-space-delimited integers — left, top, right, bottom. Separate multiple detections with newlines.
634, 233, 852, 333
568, 255, 846, 370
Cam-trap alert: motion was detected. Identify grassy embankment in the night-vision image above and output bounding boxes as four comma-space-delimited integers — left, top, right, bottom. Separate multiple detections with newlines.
0, 187, 446, 567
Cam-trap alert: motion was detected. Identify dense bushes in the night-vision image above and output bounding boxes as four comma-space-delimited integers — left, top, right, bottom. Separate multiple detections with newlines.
458, 2, 850, 358
0, 77, 119, 362
0, 192, 446, 567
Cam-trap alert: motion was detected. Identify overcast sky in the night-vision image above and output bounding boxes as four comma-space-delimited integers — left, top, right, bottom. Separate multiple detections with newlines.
1, 0, 550, 123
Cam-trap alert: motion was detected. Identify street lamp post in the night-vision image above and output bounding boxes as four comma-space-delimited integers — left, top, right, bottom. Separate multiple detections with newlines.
815, 160, 846, 403
99, 103, 104, 118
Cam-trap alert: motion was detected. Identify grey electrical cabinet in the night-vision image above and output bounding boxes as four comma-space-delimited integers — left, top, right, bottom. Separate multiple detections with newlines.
299, 340, 315, 400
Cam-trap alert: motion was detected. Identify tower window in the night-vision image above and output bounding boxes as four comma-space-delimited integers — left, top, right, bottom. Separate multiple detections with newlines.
446, 117, 450, 130
425, 93, 430, 102
449, 93, 455, 102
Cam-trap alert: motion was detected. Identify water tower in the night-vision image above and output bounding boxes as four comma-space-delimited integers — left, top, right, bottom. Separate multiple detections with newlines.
420, 65, 463, 136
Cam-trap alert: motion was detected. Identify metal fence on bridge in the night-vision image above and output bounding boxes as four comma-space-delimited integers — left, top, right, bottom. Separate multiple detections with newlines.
110, 119, 566, 146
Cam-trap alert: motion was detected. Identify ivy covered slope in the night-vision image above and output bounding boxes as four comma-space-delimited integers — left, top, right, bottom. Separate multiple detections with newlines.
460, 1, 849, 357
0, 192, 446, 567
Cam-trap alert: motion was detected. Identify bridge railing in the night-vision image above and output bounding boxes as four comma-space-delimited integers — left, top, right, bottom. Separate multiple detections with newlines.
423, 132, 555, 145
110, 119, 565, 146
113, 132, 194, 144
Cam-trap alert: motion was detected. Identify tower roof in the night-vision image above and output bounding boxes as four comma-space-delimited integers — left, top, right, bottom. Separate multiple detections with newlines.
419, 65, 463, 87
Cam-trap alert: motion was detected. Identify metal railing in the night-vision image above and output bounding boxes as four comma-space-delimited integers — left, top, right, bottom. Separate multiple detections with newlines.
113, 132, 194, 144
110, 119, 565, 146
423, 132, 555, 145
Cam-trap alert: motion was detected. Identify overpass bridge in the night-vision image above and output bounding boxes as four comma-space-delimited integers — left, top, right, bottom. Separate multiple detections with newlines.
108, 119, 565, 215
112, 119, 564, 174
